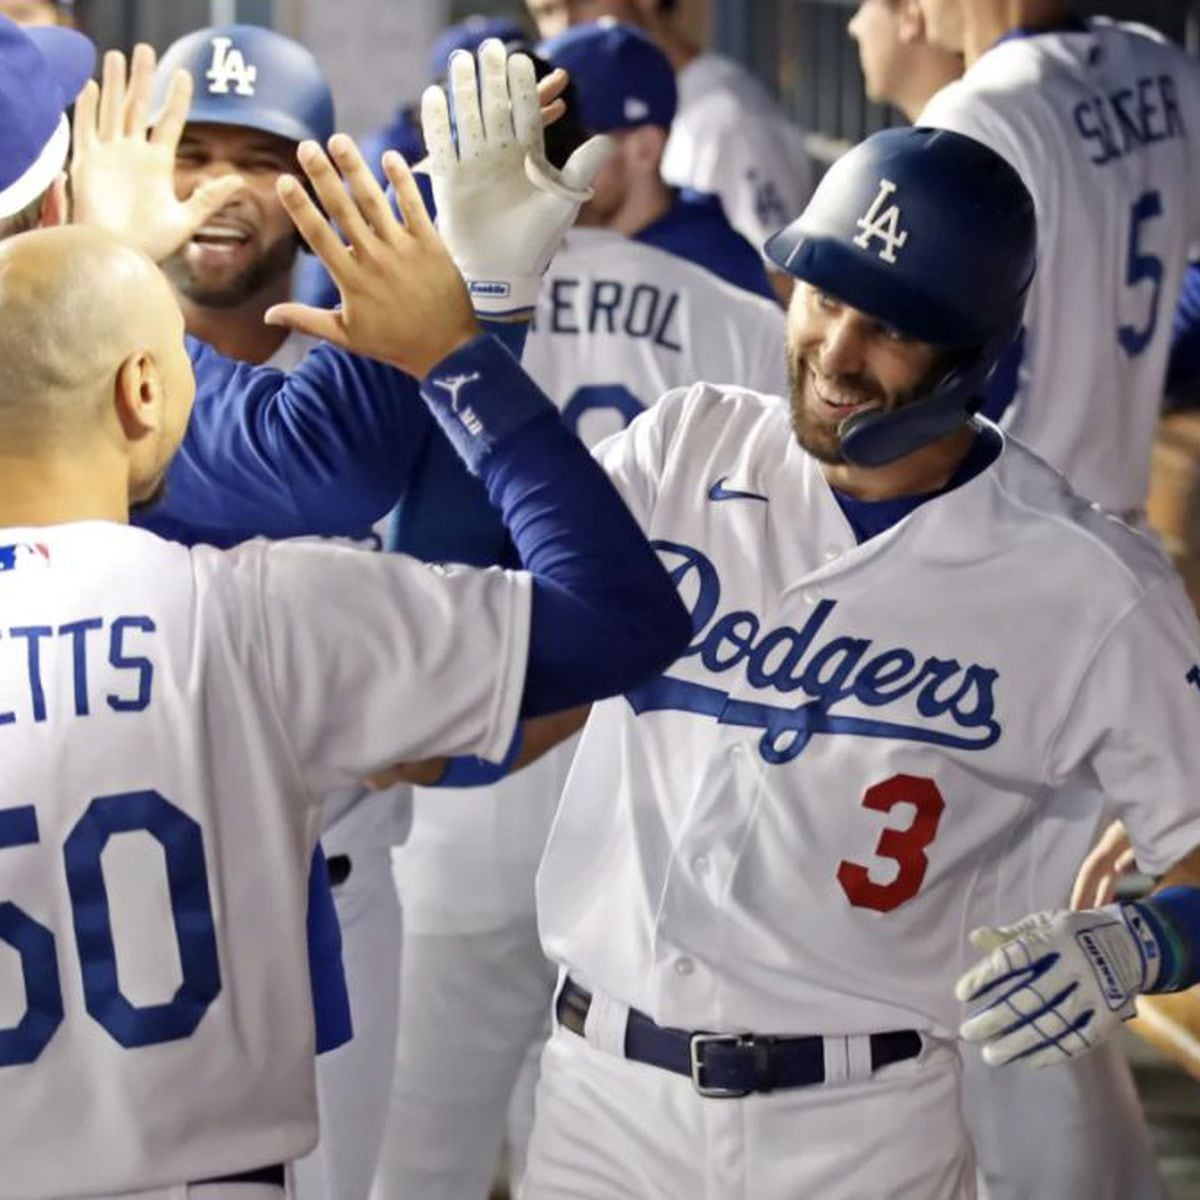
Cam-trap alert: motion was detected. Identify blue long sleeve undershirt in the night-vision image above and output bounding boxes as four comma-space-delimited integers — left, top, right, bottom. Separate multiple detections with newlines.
417, 334, 691, 717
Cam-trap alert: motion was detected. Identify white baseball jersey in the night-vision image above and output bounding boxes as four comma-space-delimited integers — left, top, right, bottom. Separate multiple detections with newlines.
395, 228, 787, 936
0, 521, 528, 1199
524, 227, 788, 447
537, 385, 1200, 1038
919, 20, 1200, 516
661, 53, 815, 256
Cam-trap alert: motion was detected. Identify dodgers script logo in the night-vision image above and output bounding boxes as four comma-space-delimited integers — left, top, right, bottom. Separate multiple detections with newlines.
853, 178, 909, 264
627, 541, 1002, 764
206, 36, 258, 96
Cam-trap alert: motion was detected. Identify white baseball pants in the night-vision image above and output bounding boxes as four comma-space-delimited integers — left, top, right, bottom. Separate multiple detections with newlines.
521, 1022, 975, 1200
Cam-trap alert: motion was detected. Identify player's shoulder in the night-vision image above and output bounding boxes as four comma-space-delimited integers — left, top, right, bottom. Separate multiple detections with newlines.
647, 380, 790, 451
990, 435, 1176, 593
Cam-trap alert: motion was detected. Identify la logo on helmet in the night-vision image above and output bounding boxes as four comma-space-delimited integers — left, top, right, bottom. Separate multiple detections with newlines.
853, 178, 909, 264
205, 36, 258, 96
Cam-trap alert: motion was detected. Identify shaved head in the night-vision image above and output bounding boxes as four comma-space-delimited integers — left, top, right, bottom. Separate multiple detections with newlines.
0, 225, 195, 522
0, 225, 189, 450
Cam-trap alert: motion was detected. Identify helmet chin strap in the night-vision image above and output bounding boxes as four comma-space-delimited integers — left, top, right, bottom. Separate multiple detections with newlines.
836, 328, 1014, 468
837, 381, 979, 467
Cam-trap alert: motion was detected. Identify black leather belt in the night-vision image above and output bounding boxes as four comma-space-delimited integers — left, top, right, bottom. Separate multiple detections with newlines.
198, 1164, 286, 1188
556, 978, 922, 1098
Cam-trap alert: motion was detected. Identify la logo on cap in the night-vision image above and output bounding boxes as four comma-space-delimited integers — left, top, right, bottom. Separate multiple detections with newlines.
205, 35, 257, 96
853, 178, 909, 264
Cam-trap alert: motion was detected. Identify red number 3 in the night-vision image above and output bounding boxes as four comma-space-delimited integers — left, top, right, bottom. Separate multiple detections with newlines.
836, 774, 945, 913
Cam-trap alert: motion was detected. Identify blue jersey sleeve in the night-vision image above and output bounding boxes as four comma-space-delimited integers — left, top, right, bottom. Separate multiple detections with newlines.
137, 325, 528, 548
418, 334, 692, 716
138, 337, 428, 546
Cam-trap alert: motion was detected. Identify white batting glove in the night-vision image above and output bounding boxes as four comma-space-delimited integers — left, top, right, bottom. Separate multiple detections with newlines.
955, 905, 1159, 1069
421, 38, 612, 317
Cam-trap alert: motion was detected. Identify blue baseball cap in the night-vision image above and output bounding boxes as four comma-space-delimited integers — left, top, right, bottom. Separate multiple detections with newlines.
539, 20, 676, 134
428, 15, 527, 81
0, 15, 94, 219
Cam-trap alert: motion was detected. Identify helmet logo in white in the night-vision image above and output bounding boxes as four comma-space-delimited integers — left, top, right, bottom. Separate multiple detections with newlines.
205, 36, 258, 97
853, 178, 909, 265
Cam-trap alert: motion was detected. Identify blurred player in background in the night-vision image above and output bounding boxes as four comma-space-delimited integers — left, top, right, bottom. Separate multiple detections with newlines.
374, 38, 788, 1200
847, 0, 961, 121
525, 0, 814, 286
539, 20, 773, 299
913, 6, 1200, 1196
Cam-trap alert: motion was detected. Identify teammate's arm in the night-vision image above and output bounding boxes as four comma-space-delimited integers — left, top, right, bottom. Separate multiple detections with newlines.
958, 578, 1200, 1068
250, 140, 687, 787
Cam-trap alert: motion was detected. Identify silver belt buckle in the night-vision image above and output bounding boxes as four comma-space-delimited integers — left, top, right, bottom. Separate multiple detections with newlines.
689, 1032, 754, 1098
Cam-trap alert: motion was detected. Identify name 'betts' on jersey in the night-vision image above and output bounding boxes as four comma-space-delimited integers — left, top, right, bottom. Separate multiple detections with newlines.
537, 385, 1200, 1038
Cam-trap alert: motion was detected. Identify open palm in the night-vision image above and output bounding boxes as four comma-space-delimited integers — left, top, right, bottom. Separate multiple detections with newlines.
70, 44, 243, 263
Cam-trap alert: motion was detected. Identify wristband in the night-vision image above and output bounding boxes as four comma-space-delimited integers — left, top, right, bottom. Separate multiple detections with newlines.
1124, 886, 1200, 993
420, 333, 555, 473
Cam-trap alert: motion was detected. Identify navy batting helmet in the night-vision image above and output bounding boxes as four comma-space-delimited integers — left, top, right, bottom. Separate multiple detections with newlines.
766, 126, 1036, 467
153, 24, 334, 147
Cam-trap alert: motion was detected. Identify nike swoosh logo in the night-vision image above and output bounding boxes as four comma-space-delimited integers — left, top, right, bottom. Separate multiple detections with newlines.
708, 476, 769, 503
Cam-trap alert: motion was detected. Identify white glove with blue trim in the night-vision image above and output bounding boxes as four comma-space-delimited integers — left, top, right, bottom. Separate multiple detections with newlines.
421, 38, 611, 318
956, 904, 1159, 1069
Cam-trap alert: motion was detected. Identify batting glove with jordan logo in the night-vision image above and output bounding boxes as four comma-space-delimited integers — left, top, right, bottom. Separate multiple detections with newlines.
421, 37, 611, 318
955, 903, 1163, 1068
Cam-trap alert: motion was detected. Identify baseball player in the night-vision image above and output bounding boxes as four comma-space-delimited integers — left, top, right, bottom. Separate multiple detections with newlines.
524, 0, 814, 284
538, 21, 775, 300
152, 26, 334, 372
0, 104, 689, 1200
376, 125, 1200, 1200
909, 8, 1200, 1196
378, 195, 788, 1200
42, 28, 609, 1200
847, 0, 962, 122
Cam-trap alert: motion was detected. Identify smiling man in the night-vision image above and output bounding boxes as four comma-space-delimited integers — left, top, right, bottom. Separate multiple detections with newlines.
153, 25, 334, 369
392, 125, 1200, 1199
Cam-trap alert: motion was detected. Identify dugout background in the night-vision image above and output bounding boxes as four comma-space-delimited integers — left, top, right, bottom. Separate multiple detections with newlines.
80, 0, 1200, 141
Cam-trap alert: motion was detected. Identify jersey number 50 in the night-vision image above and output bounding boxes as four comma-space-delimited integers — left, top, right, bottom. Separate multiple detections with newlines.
0, 790, 220, 1068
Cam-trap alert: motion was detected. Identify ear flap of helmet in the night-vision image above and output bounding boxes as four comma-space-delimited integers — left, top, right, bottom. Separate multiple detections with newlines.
839, 326, 1018, 467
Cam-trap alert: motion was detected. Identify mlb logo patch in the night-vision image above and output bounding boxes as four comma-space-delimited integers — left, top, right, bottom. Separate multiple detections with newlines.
0, 543, 50, 572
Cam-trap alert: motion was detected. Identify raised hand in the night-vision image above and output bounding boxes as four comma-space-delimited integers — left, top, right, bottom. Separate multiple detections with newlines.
70, 44, 243, 263
421, 38, 612, 317
265, 135, 478, 378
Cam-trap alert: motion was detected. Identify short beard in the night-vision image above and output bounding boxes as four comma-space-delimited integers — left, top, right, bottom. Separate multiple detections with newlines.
162, 233, 299, 310
788, 354, 848, 464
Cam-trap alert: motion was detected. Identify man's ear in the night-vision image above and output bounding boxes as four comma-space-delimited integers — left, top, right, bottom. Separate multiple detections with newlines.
897, 0, 927, 44
113, 351, 163, 442
39, 175, 69, 228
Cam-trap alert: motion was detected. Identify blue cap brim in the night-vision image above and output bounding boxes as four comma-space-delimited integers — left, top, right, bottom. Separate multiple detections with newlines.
26, 24, 95, 106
